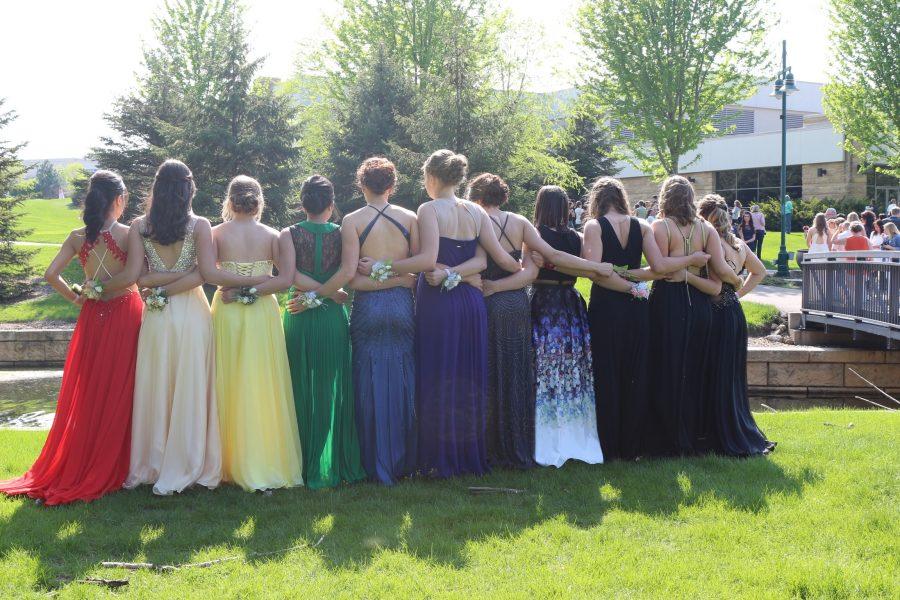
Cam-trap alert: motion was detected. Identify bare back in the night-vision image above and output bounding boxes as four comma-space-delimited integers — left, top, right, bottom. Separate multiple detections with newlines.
488, 210, 527, 253
721, 239, 747, 274
427, 198, 482, 240
346, 204, 417, 262
212, 220, 280, 264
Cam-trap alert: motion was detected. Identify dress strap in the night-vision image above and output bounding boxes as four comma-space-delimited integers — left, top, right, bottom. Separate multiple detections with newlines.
359, 204, 410, 246
490, 214, 515, 251
461, 202, 481, 235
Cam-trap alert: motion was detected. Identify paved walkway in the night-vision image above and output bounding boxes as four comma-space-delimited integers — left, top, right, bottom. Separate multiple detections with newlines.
744, 284, 801, 314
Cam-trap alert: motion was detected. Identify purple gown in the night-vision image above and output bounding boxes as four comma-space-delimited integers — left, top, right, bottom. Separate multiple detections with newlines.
415, 237, 489, 477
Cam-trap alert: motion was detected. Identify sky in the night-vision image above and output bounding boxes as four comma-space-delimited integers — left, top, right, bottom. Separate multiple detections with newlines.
1, 0, 832, 159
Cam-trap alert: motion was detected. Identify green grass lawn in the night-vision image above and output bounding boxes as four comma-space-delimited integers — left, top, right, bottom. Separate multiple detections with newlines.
0, 410, 896, 598
758, 231, 806, 270
16, 198, 81, 244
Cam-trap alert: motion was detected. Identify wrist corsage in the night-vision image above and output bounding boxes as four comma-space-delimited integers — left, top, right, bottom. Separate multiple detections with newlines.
236, 287, 259, 305
74, 280, 103, 300
441, 269, 462, 292
370, 259, 393, 283
144, 287, 169, 311
296, 290, 323, 310
629, 281, 651, 301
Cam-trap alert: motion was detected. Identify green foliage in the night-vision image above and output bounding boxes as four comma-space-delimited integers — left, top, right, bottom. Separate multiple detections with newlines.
756, 197, 871, 231
554, 101, 620, 199
0, 410, 896, 597
296, 0, 578, 217
0, 99, 36, 301
33, 160, 63, 199
92, 0, 301, 226
577, 0, 771, 178
67, 166, 91, 207
8, 178, 36, 199
823, 0, 900, 178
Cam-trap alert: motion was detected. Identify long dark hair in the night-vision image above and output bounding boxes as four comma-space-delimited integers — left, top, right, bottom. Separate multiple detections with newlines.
144, 159, 196, 245
533, 185, 570, 229
83, 170, 126, 243
300, 175, 335, 216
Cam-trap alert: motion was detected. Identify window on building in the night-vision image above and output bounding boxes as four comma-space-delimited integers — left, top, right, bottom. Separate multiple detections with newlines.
715, 166, 802, 203
866, 167, 900, 211
785, 113, 804, 129
608, 118, 635, 143
712, 107, 755, 136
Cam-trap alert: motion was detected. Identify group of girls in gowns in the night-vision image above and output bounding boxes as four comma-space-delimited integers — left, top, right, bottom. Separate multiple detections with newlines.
1, 156, 775, 507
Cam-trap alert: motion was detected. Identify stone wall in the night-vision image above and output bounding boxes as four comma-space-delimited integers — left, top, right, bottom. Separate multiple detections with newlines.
801, 157, 867, 201
620, 171, 715, 208
0, 329, 73, 368
747, 346, 900, 408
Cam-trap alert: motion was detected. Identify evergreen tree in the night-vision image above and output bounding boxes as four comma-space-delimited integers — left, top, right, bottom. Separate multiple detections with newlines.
93, 0, 300, 225
0, 99, 36, 301
34, 160, 63, 198
556, 106, 620, 199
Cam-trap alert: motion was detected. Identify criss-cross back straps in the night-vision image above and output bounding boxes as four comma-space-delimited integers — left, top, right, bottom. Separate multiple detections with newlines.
359, 204, 411, 247
490, 213, 515, 252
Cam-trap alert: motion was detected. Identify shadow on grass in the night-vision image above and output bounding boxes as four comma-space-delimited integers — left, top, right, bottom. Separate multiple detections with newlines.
0, 451, 818, 590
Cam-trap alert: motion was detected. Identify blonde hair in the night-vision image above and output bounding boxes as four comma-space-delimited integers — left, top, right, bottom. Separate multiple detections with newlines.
222, 175, 264, 222
884, 222, 899, 237
698, 194, 740, 250
658, 175, 697, 226
846, 212, 860, 223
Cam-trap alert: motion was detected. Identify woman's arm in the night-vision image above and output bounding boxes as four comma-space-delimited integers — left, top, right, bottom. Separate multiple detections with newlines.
349, 273, 416, 291
703, 223, 743, 286
667, 268, 723, 296
251, 230, 296, 296
157, 269, 204, 296
477, 209, 520, 273
580, 221, 632, 293
483, 244, 539, 296
196, 219, 271, 287
737, 244, 766, 298
311, 222, 360, 298
425, 246, 487, 286
44, 231, 83, 304
138, 270, 189, 288
523, 221, 612, 278
101, 224, 145, 293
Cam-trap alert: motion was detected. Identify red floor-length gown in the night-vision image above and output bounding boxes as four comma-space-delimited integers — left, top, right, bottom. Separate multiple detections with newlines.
0, 231, 143, 505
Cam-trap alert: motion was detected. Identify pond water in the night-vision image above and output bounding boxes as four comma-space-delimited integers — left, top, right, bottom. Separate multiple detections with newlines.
0, 369, 60, 428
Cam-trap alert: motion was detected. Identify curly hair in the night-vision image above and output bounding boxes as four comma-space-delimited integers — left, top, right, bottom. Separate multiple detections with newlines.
698, 194, 739, 250
222, 175, 265, 222
467, 173, 509, 207
423, 149, 468, 187
144, 159, 195, 245
658, 175, 696, 226
356, 157, 398, 195
587, 176, 629, 219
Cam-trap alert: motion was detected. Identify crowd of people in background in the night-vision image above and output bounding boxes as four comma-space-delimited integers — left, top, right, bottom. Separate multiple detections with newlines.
804, 204, 900, 252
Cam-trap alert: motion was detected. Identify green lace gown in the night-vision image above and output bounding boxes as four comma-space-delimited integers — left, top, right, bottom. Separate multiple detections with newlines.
283, 221, 366, 489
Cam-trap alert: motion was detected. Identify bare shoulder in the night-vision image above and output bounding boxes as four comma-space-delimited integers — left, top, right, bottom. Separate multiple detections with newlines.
343, 206, 368, 222
260, 223, 280, 237
461, 199, 486, 215
391, 205, 417, 220
67, 227, 86, 248
416, 200, 435, 215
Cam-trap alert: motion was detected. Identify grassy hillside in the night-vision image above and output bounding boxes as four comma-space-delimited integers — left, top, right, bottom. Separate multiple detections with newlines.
0, 410, 896, 598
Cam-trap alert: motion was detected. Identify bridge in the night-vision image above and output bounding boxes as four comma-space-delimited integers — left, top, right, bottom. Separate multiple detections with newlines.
800, 251, 900, 348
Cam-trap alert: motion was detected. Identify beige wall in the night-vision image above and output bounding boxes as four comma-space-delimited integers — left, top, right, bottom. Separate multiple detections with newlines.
620, 171, 715, 208
802, 157, 866, 200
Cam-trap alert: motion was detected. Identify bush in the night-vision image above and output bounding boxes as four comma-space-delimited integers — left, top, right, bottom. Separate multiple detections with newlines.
8, 178, 37, 199
757, 197, 871, 231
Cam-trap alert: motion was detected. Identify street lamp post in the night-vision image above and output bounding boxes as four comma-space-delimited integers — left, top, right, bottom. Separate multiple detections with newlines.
771, 40, 798, 278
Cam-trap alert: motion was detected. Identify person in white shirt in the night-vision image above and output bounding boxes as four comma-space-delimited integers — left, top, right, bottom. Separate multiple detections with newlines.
573, 202, 585, 228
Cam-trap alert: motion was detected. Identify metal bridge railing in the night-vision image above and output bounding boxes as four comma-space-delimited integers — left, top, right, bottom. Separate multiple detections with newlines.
801, 251, 900, 345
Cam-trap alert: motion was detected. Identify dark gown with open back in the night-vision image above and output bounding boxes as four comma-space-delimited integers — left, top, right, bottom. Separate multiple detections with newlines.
588, 217, 650, 461
707, 282, 776, 456
648, 219, 713, 456
415, 214, 489, 478
350, 205, 417, 485
483, 214, 535, 469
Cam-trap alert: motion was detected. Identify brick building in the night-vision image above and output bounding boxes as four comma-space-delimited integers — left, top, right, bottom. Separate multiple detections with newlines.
617, 82, 899, 211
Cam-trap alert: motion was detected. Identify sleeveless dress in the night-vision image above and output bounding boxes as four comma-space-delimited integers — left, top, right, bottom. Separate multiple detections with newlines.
350, 207, 417, 485
531, 225, 603, 467
213, 260, 303, 491
808, 231, 830, 253
647, 219, 713, 456
708, 280, 776, 457
483, 214, 535, 469
0, 232, 143, 505
283, 221, 366, 489
416, 207, 489, 478
126, 217, 221, 495
588, 217, 650, 461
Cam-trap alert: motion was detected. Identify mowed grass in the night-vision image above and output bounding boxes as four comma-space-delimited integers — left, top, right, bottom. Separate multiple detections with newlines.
758, 231, 807, 270
0, 410, 896, 598
15, 198, 82, 244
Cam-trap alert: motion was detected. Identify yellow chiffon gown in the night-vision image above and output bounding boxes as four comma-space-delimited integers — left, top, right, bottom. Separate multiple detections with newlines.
212, 260, 304, 491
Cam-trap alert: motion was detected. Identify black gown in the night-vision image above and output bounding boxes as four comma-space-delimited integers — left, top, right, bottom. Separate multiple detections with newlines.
707, 282, 775, 456
483, 215, 536, 469
588, 217, 650, 461
647, 220, 713, 456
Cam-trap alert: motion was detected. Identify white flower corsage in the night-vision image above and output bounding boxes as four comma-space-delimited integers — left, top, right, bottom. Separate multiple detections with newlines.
296, 290, 323, 310
76, 280, 104, 300
236, 287, 259, 305
629, 281, 651, 301
441, 269, 462, 292
370, 259, 393, 283
144, 287, 169, 311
